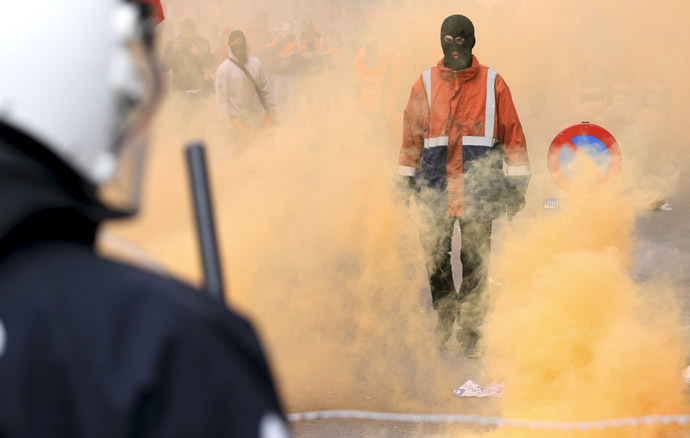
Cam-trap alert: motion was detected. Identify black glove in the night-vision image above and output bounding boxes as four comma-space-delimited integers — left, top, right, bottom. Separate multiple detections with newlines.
505, 175, 529, 221
506, 187, 525, 221
394, 175, 415, 209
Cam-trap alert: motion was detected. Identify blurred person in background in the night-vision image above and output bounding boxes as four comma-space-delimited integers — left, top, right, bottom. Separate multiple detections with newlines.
298, 19, 333, 118
162, 18, 215, 130
271, 21, 303, 117
396, 14, 530, 358
322, 24, 344, 70
353, 35, 401, 135
247, 11, 275, 74
0, 1, 290, 436
216, 30, 278, 150
300, 19, 331, 73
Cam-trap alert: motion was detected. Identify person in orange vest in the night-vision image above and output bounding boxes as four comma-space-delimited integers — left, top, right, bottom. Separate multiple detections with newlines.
354, 38, 388, 116
300, 20, 332, 72
354, 37, 402, 130
396, 15, 530, 358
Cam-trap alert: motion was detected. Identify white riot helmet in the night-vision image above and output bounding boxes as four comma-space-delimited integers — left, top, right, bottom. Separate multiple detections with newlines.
0, 0, 162, 211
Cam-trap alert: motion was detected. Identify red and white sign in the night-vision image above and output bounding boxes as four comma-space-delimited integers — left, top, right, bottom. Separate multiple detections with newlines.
547, 122, 621, 191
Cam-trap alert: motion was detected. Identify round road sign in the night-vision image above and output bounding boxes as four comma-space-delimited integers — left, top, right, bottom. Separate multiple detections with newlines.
547, 122, 621, 191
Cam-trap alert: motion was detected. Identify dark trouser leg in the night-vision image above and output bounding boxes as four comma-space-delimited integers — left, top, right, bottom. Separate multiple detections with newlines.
418, 214, 458, 346
456, 219, 493, 347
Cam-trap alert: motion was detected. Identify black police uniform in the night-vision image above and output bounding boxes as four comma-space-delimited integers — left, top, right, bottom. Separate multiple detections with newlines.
0, 128, 289, 437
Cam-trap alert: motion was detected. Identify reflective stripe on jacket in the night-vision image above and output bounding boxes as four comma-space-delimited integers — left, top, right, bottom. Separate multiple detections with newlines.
397, 56, 530, 218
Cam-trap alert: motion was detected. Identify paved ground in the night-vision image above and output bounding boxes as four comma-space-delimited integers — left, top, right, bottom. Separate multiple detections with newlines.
290, 166, 690, 437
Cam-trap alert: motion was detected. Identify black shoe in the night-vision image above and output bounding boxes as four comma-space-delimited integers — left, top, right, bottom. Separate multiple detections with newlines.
434, 297, 459, 349
434, 312, 454, 348
463, 340, 481, 359
457, 329, 481, 359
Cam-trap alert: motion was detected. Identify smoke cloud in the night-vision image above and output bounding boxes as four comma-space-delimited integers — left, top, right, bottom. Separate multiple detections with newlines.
103, 0, 690, 435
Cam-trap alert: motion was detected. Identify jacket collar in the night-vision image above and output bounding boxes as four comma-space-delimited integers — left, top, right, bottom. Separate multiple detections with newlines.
436, 55, 480, 83
0, 126, 125, 255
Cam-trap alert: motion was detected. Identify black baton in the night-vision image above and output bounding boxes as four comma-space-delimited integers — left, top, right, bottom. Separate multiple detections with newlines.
185, 142, 226, 303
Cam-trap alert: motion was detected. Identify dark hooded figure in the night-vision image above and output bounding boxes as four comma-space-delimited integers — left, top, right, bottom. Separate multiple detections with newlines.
229, 30, 249, 66
396, 14, 531, 358
215, 29, 278, 137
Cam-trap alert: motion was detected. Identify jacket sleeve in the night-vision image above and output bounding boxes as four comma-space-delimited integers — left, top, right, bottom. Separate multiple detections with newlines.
495, 74, 530, 178
397, 76, 427, 177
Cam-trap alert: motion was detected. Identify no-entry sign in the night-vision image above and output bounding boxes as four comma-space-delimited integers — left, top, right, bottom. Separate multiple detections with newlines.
547, 122, 621, 191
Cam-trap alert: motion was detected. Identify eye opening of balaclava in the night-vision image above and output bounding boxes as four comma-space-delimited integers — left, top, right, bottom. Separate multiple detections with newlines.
228, 30, 248, 65
440, 14, 475, 70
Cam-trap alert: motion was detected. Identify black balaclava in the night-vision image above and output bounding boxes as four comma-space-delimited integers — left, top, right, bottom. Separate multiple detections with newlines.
440, 15, 475, 71
228, 30, 248, 65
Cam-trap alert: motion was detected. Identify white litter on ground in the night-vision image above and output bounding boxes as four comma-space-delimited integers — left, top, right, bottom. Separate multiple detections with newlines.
660, 203, 672, 211
452, 380, 504, 398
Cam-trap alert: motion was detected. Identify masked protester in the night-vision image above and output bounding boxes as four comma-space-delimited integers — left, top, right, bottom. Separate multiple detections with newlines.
162, 18, 215, 136
396, 15, 530, 358
0, 1, 290, 436
216, 30, 278, 149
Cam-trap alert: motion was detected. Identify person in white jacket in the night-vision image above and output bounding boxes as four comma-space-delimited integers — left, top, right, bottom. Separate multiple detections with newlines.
215, 30, 278, 142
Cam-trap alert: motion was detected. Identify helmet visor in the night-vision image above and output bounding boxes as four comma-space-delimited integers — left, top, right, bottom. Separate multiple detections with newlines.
100, 3, 163, 213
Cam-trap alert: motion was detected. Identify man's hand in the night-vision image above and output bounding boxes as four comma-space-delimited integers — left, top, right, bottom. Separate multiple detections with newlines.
268, 110, 279, 126
506, 188, 525, 221
505, 175, 529, 221
394, 175, 415, 210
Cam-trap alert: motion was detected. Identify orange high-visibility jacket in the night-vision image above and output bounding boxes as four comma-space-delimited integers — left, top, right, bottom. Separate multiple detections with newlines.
354, 47, 389, 113
354, 47, 402, 117
397, 56, 530, 218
